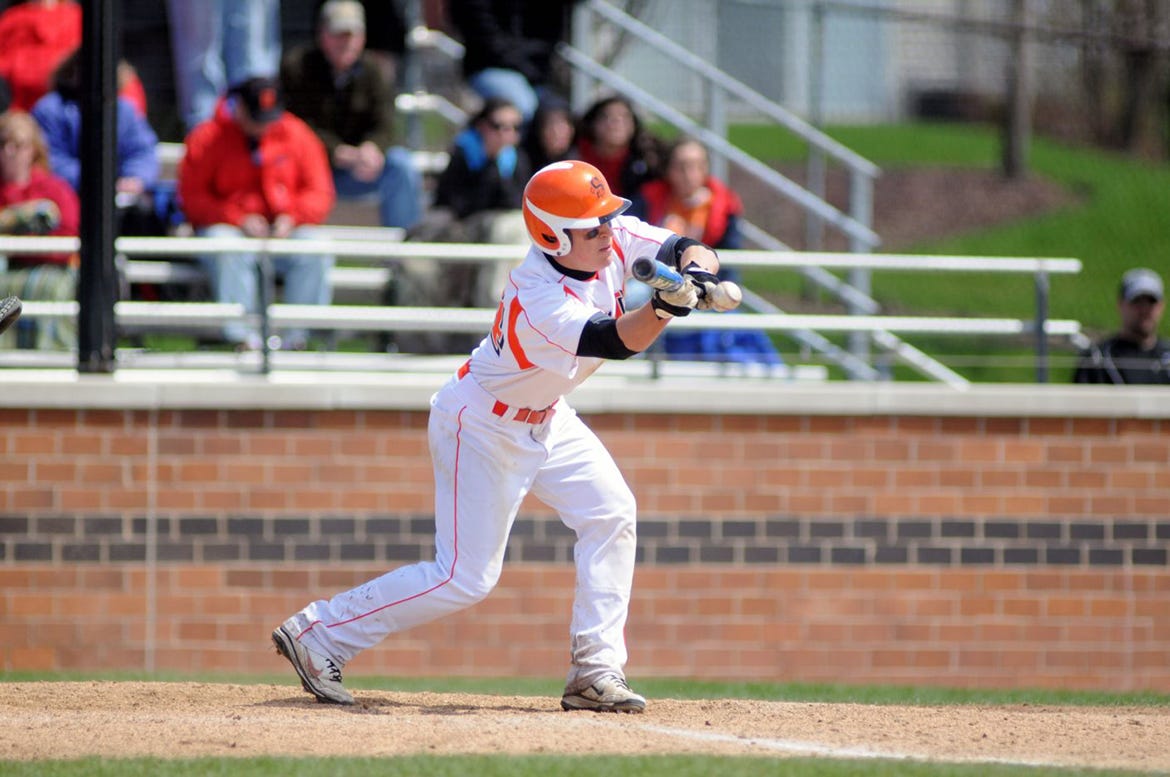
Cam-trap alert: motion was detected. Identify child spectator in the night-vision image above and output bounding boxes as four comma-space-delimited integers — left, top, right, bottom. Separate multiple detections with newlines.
632, 136, 782, 367
0, 109, 80, 350
177, 77, 336, 352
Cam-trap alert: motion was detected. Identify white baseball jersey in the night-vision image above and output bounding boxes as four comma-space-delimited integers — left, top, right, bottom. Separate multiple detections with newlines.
288, 214, 677, 693
465, 214, 677, 410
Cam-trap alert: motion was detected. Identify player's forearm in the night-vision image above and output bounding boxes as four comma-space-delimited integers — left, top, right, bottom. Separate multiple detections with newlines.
617, 303, 671, 353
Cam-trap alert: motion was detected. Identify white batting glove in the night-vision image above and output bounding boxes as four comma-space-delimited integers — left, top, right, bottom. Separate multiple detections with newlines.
650, 281, 699, 319
657, 281, 698, 310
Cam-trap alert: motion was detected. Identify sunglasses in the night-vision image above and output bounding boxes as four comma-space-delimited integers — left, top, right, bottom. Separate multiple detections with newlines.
487, 119, 521, 133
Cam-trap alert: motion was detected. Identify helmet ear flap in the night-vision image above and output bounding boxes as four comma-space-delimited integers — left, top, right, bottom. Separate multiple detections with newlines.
523, 201, 569, 256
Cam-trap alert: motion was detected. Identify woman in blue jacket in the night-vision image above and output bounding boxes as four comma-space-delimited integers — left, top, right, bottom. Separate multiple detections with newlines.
31, 50, 162, 234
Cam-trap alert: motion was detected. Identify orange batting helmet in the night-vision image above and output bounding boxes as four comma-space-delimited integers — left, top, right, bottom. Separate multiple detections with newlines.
522, 160, 631, 257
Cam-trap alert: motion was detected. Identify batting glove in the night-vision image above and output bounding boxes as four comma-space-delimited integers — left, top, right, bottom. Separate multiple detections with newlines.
650, 283, 697, 319
682, 262, 722, 311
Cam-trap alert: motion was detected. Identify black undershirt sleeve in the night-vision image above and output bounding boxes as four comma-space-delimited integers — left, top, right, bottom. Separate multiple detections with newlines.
577, 312, 638, 360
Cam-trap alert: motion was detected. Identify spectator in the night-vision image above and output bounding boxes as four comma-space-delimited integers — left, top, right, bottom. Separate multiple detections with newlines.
447, 0, 580, 123
281, 0, 422, 231
576, 94, 661, 198
431, 98, 530, 238
0, 0, 149, 116
313, 0, 406, 89
1074, 268, 1169, 384
166, 0, 281, 132
0, 109, 80, 350
177, 77, 336, 352
522, 95, 576, 171
631, 136, 781, 367
391, 98, 530, 353
31, 49, 162, 236
0, 0, 80, 112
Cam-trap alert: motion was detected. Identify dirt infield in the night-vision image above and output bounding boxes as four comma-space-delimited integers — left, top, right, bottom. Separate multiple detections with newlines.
0, 682, 1167, 771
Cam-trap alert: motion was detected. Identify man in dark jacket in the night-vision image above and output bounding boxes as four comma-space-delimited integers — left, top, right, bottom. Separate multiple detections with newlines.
448, 0, 579, 123
281, 0, 421, 230
1074, 268, 1170, 385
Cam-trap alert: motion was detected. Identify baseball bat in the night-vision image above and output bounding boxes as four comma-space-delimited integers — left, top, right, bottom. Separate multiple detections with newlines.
0, 295, 22, 336
631, 255, 687, 292
630, 257, 742, 312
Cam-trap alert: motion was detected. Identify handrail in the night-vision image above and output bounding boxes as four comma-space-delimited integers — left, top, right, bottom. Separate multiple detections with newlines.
583, 0, 879, 178
16, 300, 1080, 337
558, 44, 880, 249
570, 0, 884, 375
0, 236, 1080, 385
0, 236, 1082, 272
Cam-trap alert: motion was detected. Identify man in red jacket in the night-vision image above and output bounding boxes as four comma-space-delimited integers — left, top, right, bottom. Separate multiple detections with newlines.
178, 76, 336, 351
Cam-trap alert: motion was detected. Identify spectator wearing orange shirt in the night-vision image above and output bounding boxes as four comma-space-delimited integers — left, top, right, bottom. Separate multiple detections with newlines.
631, 136, 781, 367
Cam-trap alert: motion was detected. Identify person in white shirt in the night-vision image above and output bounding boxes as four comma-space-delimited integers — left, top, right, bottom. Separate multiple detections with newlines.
273, 160, 724, 713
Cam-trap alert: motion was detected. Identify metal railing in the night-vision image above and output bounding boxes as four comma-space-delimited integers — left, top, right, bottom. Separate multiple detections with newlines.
0, 236, 1082, 387
568, 0, 893, 375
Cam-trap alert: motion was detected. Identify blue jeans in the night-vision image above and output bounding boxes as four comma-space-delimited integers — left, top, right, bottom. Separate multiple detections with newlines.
197, 223, 333, 347
468, 68, 539, 123
332, 147, 423, 230
167, 0, 281, 130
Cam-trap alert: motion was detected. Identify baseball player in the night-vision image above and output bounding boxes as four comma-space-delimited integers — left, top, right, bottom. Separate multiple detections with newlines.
273, 159, 724, 713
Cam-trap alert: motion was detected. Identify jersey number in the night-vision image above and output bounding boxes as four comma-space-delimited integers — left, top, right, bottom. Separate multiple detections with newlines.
489, 297, 534, 369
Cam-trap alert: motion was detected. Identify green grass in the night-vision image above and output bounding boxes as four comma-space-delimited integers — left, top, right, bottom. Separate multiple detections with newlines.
728, 121, 1170, 380
5, 671, 1168, 707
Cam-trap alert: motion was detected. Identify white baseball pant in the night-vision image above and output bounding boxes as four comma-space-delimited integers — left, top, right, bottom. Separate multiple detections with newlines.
296, 373, 638, 687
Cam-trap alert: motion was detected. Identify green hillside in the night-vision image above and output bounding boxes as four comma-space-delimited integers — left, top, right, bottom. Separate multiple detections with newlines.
730, 122, 1170, 381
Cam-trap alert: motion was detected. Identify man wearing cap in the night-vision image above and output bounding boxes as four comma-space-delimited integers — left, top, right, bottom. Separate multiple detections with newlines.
280, 0, 422, 231
1074, 268, 1170, 384
178, 76, 336, 351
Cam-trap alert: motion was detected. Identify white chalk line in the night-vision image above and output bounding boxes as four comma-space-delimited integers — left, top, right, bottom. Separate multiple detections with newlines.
608, 719, 1061, 769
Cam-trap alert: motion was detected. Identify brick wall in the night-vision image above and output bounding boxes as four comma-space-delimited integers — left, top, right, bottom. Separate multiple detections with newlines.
2, 406, 1168, 691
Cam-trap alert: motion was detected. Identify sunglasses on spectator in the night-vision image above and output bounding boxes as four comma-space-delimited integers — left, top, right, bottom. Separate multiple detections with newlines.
487, 119, 521, 132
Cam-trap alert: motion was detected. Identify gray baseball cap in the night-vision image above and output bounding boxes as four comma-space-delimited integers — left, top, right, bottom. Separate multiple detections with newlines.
1119, 267, 1163, 302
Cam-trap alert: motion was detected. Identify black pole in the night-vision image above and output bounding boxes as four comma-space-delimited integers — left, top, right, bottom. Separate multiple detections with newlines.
77, 0, 119, 373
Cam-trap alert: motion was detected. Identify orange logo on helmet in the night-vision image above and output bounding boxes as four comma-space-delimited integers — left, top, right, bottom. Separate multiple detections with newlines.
590, 176, 604, 199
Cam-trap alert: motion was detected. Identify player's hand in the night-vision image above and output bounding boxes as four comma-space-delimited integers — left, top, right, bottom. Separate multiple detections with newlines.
682, 262, 722, 311
650, 281, 698, 319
